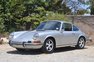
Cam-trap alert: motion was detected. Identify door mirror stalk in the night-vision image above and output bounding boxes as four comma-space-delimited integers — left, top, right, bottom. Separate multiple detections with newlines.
61, 29, 64, 33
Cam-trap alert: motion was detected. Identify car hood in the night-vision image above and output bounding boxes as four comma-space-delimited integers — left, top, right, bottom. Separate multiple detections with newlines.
12, 31, 37, 42
11, 30, 55, 42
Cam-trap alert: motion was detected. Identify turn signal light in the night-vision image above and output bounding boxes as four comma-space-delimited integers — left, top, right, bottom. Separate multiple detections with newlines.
32, 40, 41, 45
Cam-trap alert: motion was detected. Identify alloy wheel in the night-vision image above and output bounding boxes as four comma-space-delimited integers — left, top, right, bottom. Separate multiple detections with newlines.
78, 38, 85, 48
46, 39, 54, 52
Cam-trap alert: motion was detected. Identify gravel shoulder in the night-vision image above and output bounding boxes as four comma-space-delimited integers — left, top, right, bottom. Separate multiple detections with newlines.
0, 44, 94, 62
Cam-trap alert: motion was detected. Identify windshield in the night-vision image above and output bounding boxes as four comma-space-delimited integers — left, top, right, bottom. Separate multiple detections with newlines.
36, 21, 61, 31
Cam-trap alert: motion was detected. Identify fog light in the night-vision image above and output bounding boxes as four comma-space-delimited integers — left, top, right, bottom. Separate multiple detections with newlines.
33, 40, 41, 43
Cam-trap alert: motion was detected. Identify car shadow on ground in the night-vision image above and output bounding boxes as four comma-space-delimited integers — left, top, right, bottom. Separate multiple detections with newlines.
7, 47, 87, 55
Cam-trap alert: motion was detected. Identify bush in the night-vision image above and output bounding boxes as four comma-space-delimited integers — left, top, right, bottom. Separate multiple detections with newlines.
45, 11, 69, 21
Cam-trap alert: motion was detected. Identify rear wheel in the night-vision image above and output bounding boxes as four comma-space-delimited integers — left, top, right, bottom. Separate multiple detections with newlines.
42, 38, 55, 53
76, 37, 86, 49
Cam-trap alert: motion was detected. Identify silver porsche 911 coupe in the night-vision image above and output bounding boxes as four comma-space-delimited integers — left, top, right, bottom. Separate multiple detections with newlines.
9, 20, 87, 53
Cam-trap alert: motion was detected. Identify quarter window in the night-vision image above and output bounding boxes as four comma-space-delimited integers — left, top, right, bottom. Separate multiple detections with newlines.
73, 25, 79, 31
63, 23, 72, 31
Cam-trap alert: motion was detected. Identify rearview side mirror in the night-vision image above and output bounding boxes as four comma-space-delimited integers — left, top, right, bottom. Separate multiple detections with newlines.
56, 28, 59, 31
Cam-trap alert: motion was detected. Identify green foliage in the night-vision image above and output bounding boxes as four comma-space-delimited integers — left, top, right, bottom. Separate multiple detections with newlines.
90, 0, 94, 15
0, 15, 4, 33
0, 0, 71, 33
46, 11, 68, 21
77, 10, 87, 15
91, 7, 94, 15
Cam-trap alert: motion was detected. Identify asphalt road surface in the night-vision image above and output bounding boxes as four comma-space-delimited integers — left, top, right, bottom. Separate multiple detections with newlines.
0, 44, 94, 62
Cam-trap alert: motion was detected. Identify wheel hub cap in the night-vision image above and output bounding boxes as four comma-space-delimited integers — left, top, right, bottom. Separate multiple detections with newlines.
79, 38, 85, 48
46, 39, 53, 51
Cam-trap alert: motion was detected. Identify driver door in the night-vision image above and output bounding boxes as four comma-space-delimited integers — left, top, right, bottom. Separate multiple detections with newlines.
60, 23, 76, 45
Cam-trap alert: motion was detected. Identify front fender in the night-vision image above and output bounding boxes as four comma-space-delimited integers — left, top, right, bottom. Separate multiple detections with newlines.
78, 33, 87, 42
39, 35, 55, 45
44, 35, 55, 41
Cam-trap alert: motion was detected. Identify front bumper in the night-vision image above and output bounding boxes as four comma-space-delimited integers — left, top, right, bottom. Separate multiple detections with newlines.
9, 41, 43, 49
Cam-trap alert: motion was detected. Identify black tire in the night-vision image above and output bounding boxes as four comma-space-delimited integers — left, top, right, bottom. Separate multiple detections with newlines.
42, 38, 55, 53
16, 48, 25, 52
76, 37, 86, 49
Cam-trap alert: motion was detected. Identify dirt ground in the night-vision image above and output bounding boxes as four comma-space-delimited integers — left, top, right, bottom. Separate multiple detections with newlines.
0, 44, 94, 62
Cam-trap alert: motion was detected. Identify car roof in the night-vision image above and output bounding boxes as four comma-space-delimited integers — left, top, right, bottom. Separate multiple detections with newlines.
46, 20, 72, 24
48, 20, 79, 29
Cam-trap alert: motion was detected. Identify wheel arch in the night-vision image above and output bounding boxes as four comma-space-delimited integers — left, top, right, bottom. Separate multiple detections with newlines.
78, 36, 86, 42
76, 35, 86, 49
44, 36, 56, 48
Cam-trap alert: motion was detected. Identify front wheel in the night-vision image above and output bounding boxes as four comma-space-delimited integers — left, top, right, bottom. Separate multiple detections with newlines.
76, 37, 86, 49
42, 38, 55, 53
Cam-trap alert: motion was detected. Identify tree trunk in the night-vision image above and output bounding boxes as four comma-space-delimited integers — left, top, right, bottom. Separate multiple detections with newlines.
25, 22, 32, 30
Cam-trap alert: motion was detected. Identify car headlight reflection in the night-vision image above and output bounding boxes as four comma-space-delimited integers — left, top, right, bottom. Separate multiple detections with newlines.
9, 35, 14, 39
32, 33, 41, 44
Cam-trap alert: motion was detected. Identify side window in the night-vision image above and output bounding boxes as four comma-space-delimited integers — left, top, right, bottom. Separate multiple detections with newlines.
54, 22, 61, 30
63, 23, 72, 31
73, 25, 79, 31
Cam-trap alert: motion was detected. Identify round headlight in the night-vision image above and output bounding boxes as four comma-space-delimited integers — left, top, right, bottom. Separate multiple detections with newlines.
33, 33, 39, 40
9, 35, 14, 39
